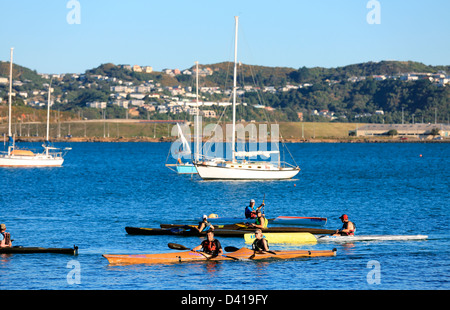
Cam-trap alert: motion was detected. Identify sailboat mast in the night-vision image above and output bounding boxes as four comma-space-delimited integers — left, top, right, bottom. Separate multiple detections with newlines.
195, 61, 199, 162
231, 16, 239, 163
46, 80, 51, 143
8, 48, 13, 140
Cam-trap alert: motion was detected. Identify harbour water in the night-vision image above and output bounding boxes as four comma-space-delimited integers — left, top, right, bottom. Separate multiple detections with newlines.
0, 142, 448, 292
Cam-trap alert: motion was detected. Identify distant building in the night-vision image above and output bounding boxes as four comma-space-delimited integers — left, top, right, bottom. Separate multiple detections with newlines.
355, 123, 450, 138
132, 65, 142, 72
118, 65, 132, 71
142, 66, 153, 73
201, 110, 217, 118
86, 101, 107, 109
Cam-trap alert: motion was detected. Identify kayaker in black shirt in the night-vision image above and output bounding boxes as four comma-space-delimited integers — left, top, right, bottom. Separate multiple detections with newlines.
252, 229, 269, 252
192, 230, 223, 257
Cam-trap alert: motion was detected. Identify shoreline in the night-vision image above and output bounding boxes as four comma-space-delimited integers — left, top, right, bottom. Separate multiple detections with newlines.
15, 136, 449, 143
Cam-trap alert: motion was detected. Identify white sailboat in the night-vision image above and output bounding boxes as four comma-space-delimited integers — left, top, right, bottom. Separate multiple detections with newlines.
194, 17, 300, 180
0, 48, 70, 167
165, 123, 197, 174
165, 62, 201, 175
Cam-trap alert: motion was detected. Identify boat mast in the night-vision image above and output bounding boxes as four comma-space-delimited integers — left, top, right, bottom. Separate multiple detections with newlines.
195, 61, 199, 162
45, 79, 52, 155
8, 48, 13, 146
231, 16, 239, 163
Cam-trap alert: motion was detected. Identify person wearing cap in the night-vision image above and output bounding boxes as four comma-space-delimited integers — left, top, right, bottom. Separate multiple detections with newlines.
248, 210, 268, 229
192, 230, 223, 257
245, 199, 264, 219
332, 214, 356, 236
0, 223, 12, 248
252, 229, 269, 252
194, 215, 214, 233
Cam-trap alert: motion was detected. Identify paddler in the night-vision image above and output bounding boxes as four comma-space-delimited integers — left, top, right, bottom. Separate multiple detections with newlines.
252, 229, 269, 252
245, 199, 265, 219
194, 215, 214, 233
0, 223, 12, 248
192, 230, 223, 257
332, 214, 356, 236
248, 210, 268, 229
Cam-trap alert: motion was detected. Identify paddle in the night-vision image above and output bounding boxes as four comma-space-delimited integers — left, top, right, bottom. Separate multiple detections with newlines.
168, 243, 189, 250
168, 243, 239, 260
168, 243, 212, 259
224, 246, 276, 256
224, 246, 240, 252
262, 193, 265, 215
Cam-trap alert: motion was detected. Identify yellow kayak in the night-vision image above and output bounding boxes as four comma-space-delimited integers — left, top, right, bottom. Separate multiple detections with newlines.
244, 232, 317, 244
102, 247, 336, 265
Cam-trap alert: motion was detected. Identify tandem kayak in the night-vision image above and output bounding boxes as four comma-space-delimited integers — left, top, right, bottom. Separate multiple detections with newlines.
194, 215, 327, 227
102, 247, 337, 265
244, 232, 317, 244
125, 225, 336, 236
0, 245, 78, 255
317, 235, 428, 243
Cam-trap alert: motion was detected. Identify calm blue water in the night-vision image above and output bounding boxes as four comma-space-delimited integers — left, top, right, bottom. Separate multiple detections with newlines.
0, 142, 449, 291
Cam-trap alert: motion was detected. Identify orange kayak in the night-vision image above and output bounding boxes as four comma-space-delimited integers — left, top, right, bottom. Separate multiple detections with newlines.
102, 247, 337, 265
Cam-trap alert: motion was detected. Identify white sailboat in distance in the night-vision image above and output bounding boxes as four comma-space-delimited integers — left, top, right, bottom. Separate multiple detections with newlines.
0, 48, 71, 167
194, 17, 300, 180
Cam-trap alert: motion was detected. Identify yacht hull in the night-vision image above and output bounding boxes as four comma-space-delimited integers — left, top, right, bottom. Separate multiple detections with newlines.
195, 164, 299, 180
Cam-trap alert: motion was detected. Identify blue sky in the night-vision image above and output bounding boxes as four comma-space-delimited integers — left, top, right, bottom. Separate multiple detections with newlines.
1, 0, 449, 74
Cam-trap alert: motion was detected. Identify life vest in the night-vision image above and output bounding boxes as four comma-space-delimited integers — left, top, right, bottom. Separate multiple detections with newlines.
341, 221, 356, 236
1, 232, 11, 245
252, 238, 269, 251
255, 217, 268, 228
198, 221, 212, 232
201, 239, 220, 255
245, 206, 256, 219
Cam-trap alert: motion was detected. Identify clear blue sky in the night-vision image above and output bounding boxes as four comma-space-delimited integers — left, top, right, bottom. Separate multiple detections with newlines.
1, 0, 449, 74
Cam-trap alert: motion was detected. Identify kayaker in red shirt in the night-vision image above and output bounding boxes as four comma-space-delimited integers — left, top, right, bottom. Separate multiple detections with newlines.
332, 214, 356, 236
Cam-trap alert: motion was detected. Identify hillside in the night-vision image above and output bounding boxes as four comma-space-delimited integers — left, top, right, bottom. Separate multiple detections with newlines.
0, 60, 448, 125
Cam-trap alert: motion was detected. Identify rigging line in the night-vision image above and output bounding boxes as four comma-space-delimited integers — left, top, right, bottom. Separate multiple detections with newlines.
201, 95, 230, 160
246, 63, 298, 166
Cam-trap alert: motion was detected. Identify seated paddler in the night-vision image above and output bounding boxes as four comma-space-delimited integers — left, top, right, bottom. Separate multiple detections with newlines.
192, 230, 223, 257
194, 215, 214, 233
245, 199, 264, 219
0, 223, 12, 248
248, 210, 268, 229
332, 214, 356, 236
252, 229, 269, 252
